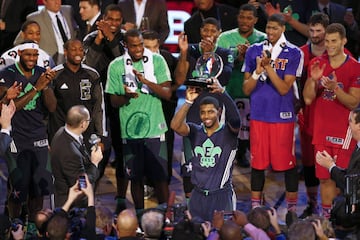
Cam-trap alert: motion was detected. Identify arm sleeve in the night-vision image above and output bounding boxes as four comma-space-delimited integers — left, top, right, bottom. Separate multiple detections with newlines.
83, 206, 96, 240
92, 81, 104, 136
220, 91, 241, 129
330, 166, 347, 191
244, 223, 270, 240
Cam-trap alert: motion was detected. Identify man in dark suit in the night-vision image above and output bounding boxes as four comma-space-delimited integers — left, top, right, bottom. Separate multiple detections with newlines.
50, 105, 103, 207
79, 0, 102, 39
316, 108, 360, 237
118, 0, 170, 44
184, 0, 238, 44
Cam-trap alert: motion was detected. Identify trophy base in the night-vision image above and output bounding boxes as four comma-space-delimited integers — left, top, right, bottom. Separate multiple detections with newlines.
184, 77, 213, 88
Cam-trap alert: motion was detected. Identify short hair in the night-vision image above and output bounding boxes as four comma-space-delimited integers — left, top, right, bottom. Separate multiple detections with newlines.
64, 39, 82, 50
201, 17, 221, 30
239, 3, 257, 17
79, 0, 99, 6
21, 20, 40, 32
219, 220, 242, 240
352, 108, 360, 124
268, 13, 286, 26
124, 28, 142, 43
200, 96, 220, 109
287, 220, 315, 240
46, 213, 70, 240
104, 3, 122, 16
141, 208, 165, 238
306, 216, 335, 238
95, 206, 113, 230
326, 23, 346, 39
247, 207, 271, 231
172, 220, 204, 240
308, 12, 329, 28
142, 30, 160, 40
66, 105, 89, 127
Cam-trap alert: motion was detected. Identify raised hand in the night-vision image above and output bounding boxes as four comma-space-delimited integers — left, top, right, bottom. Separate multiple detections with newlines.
309, 60, 326, 81
178, 32, 189, 53
6, 81, 22, 100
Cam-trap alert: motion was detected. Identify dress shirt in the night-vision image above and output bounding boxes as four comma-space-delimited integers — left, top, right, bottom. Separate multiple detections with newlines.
134, 0, 147, 28
64, 125, 83, 144
47, 10, 71, 54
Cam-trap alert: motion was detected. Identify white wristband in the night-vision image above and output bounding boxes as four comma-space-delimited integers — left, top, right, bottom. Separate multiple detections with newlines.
185, 99, 193, 105
252, 71, 260, 80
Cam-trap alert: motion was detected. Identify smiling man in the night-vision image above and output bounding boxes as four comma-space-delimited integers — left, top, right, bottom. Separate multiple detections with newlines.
49, 39, 104, 148
171, 80, 240, 221
303, 23, 360, 219
243, 13, 303, 214
105, 29, 171, 215
0, 41, 57, 224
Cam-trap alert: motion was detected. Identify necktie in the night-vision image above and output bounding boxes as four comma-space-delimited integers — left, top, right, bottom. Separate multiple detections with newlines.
0, 0, 5, 18
323, 7, 329, 16
86, 23, 91, 34
56, 14, 68, 43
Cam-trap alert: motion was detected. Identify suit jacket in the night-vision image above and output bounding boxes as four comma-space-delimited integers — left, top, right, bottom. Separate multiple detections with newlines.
0, 132, 12, 156
330, 146, 360, 191
50, 127, 99, 207
184, 3, 238, 44
118, 0, 170, 44
14, 6, 77, 64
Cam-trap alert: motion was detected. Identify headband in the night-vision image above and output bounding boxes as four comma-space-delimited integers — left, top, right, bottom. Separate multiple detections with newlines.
18, 43, 39, 51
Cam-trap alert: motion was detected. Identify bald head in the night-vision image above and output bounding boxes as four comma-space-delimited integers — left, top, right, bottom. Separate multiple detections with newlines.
66, 105, 90, 128
116, 209, 138, 238
219, 220, 243, 240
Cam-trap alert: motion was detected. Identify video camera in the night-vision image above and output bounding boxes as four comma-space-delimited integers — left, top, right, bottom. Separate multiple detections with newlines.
344, 173, 360, 214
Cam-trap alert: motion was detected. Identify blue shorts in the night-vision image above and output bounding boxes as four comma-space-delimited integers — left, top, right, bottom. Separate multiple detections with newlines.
189, 185, 235, 221
123, 138, 168, 181
7, 148, 54, 203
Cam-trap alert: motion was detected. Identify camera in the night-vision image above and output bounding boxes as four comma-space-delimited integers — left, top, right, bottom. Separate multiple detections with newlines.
223, 211, 233, 220
11, 218, 23, 232
184, 77, 213, 89
78, 175, 87, 190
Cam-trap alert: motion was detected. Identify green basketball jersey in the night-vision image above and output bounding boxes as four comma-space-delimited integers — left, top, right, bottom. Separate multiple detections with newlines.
217, 28, 266, 99
105, 53, 170, 139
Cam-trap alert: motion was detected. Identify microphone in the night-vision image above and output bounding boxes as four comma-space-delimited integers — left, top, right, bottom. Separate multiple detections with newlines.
89, 134, 101, 151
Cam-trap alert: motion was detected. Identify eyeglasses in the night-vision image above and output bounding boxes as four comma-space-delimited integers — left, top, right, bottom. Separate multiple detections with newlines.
85, 118, 91, 122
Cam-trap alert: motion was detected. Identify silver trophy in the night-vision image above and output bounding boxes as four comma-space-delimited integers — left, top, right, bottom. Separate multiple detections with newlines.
185, 52, 224, 88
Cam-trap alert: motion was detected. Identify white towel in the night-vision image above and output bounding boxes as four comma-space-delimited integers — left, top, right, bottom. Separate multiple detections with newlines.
123, 47, 156, 94
262, 33, 300, 99
260, 33, 287, 81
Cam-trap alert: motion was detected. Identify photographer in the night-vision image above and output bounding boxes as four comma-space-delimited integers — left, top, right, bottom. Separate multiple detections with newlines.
46, 174, 96, 240
316, 108, 360, 237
